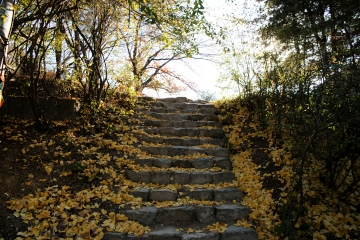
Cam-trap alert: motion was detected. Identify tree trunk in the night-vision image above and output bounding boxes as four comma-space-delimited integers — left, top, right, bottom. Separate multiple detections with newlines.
0, 0, 14, 107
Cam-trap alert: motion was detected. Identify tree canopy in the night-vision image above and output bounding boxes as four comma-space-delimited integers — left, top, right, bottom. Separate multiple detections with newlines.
215, 0, 360, 238
3, 0, 210, 128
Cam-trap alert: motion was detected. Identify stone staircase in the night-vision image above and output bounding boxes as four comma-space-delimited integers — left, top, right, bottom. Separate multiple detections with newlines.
104, 97, 258, 240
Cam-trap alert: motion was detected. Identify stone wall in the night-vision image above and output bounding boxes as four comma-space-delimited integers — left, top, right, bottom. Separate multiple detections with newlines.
1, 97, 80, 120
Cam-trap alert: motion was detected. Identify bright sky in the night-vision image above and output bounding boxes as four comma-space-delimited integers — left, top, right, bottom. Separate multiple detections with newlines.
143, 0, 237, 101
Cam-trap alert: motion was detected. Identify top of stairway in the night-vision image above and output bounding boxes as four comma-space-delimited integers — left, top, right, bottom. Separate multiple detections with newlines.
138, 96, 210, 104
138, 96, 218, 116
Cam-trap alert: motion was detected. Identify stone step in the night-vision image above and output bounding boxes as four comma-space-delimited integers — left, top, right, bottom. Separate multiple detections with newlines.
143, 127, 224, 138
129, 187, 243, 202
140, 135, 225, 147
154, 97, 190, 103
149, 106, 214, 115
137, 97, 211, 106
150, 101, 214, 109
139, 96, 207, 104
113, 97, 259, 240
142, 112, 218, 122
140, 119, 222, 128
140, 146, 230, 158
125, 170, 236, 185
132, 157, 232, 171
104, 225, 258, 240
116, 204, 249, 226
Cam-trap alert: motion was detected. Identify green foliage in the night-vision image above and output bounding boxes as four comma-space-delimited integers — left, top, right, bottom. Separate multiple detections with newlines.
217, 0, 360, 238
4, 0, 211, 130
116, 0, 209, 94
70, 161, 86, 173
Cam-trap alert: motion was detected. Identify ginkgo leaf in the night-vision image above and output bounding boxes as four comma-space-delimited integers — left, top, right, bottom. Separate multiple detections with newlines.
44, 165, 52, 175
37, 210, 51, 220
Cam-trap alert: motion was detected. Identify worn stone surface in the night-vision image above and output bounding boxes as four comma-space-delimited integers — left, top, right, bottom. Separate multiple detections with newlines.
103, 232, 126, 240
175, 97, 187, 103
198, 108, 215, 114
190, 172, 212, 184
126, 170, 150, 183
160, 127, 179, 136
188, 114, 204, 121
157, 206, 195, 223
206, 148, 230, 157
150, 171, 172, 184
212, 172, 236, 184
192, 158, 214, 169
141, 119, 157, 126
163, 138, 184, 145
133, 158, 154, 167
158, 121, 172, 127
122, 206, 157, 226
195, 205, 215, 223
186, 128, 197, 137
182, 232, 219, 240
172, 159, 193, 168
141, 146, 167, 155
222, 226, 258, 240
149, 227, 182, 240
141, 135, 159, 143
168, 108, 179, 113
188, 114, 217, 121
161, 102, 176, 109
150, 101, 163, 107
214, 158, 232, 170
187, 147, 206, 155
213, 188, 243, 202
130, 188, 149, 201
184, 121, 203, 128
171, 171, 190, 184
127, 235, 149, 240
185, 103, 198, 110
161, 113, 187, 121
149, 189, 178, 202
208, 138, 225, 146
161, 97, 177, 103
215, 205, 249, 223
198, 104, 214, 109
183, 138, 201, 146
181, 189, 213, 200
202, 129, 224, 138
167, 128, 183, 136
153, 158, 172, 168
167, 146, 187, 156
151, 107, 168, 113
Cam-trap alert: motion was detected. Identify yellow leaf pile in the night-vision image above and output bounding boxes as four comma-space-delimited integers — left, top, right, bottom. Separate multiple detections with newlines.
217, 98, 360, 240
101, 212, 150, 236
204, 222, 228, 233
232, 150, 279, 239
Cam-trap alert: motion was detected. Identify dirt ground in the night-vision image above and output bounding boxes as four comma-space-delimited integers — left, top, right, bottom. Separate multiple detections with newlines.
0, 119, 93, 239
